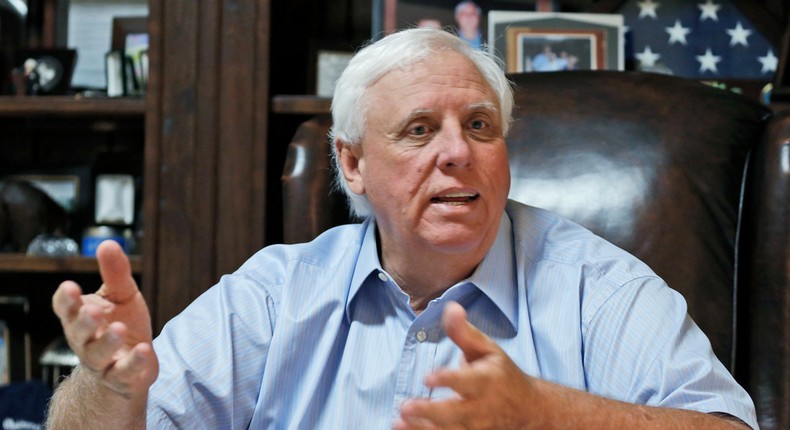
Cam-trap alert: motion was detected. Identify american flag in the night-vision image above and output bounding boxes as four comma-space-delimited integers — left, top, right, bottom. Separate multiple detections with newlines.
616, 0, 777, 79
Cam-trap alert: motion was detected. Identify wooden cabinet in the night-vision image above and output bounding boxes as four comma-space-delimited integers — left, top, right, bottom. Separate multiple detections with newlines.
0, 0, 273, 383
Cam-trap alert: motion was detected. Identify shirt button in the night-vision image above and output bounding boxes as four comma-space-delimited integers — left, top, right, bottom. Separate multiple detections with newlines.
377, 272, 388, 282
416, 329, 427, 343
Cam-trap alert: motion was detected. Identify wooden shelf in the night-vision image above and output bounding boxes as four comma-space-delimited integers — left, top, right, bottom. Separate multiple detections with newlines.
0, 254, 142, 274
271, 95, 331, 115
0, 96, 145, 117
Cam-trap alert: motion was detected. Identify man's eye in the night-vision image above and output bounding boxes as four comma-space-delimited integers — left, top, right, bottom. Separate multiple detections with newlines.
410, 125, 429, 136
470, 119, 487, 130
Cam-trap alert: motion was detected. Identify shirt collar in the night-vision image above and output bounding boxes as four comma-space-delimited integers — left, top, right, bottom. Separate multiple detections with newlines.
346, 218, 383, 321
466, 212, 518, 330
345, 213, 517, 330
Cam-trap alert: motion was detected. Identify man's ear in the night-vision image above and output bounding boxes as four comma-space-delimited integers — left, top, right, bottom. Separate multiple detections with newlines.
336, 139, 365, 195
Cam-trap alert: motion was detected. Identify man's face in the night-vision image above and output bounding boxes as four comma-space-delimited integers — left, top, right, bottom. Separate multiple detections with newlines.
456, 3, 480, 33
338, 51, 510, 259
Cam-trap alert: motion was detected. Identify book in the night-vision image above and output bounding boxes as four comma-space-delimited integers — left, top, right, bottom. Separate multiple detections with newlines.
0, 320, 7, 385
0, 297, 31, 382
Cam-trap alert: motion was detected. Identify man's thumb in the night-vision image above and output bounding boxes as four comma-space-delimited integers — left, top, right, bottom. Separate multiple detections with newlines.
442, 301, 496, 363
96, 240, 135, 302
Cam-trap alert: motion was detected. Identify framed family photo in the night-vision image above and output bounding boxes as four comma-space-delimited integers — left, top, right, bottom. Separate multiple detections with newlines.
13, 49, 77, 95
488, 11, 623, 73
374, 0, 537, 45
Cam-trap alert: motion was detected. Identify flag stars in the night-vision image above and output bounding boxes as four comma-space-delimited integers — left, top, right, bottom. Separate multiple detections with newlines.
696, 48, 721, 73
665, 20, 690, 45
727, 22, 752, 47
636, 46, 661, 68
698, 0, 721, 21
624, 0, 774, 78
758, 49, 778, 74
637, 0, 660, 19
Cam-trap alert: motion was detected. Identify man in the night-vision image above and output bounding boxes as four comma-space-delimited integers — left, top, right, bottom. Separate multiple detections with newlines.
454, 1, 483, 49
47, 28, 756, 429
530, 44, 556, 72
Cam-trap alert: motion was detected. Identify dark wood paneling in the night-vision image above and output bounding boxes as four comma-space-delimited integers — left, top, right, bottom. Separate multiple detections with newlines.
155, 0, 200, 330
216, 0, 263, 276
145, 0, 269, 332
143, 0, 163, 326
192, 0, 220, 320
252, 0, 271, 263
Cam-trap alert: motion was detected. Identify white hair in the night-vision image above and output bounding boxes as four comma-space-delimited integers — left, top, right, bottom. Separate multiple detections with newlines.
329, 27, 514, 219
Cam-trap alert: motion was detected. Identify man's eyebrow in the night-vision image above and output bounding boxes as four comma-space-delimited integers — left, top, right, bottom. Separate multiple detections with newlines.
467, 101, 498, 113
391, 109, 435, 131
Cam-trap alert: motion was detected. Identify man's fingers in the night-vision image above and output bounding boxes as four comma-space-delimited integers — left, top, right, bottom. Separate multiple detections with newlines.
96, 240, 136, 302
442, 301, 497, 363
398, 399, 469, 430
79, 321, 126, 372
104, 342, 159, 396
52, 280, 83, 321
424, 367, 479, 399
67, 304, 106, 346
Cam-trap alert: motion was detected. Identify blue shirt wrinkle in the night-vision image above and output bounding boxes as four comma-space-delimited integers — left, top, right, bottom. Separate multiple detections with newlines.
147, 200, 758, 430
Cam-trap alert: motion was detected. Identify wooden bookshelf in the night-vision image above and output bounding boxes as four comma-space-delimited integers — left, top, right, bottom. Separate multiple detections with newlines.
0, 254, 142, 275
0, 96, 145, 117
271, 95, 331, 115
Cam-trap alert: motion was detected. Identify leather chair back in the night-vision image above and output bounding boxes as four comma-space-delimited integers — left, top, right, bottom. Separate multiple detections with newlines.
281, 71, 790, 429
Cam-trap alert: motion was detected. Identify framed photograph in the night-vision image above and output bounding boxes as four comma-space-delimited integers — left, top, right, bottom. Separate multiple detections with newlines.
8, 175, 81, 213
488, 11, 624, 73
374, 0, 537, 46
307, 45, 354, 98
111, 16, 147, 51
111, 16, 148, 94
13, 49, 77, 95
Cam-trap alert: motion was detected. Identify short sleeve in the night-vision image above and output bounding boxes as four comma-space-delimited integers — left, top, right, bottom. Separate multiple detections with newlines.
146, 272, 278, 429
582, 277, 758, 429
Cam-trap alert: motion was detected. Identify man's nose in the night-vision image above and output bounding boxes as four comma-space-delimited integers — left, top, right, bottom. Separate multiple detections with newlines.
436, 125, 472, 169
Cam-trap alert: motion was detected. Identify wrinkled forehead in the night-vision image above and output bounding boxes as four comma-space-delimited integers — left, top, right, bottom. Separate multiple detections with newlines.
367, 51, 491, 96
362, 55, 499, 122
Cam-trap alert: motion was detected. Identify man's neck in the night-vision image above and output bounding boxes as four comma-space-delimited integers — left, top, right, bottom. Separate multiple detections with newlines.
377, 241, 486, 313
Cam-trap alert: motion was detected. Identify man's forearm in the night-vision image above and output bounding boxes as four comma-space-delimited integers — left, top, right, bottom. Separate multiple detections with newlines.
46, 366, 148, 430
531, 378, 751, 430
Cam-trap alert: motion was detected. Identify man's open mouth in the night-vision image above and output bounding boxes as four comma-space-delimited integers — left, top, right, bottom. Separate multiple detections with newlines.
430, 193, 479, 205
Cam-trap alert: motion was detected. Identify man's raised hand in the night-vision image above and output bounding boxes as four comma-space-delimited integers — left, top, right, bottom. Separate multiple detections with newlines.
52, 240, 158, 398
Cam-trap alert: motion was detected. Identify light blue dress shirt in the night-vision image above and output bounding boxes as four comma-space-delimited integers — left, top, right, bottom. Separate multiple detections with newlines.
147, 200, 757, 429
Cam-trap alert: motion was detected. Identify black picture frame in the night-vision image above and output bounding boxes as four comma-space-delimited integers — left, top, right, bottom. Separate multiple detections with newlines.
13, 49, 77, 95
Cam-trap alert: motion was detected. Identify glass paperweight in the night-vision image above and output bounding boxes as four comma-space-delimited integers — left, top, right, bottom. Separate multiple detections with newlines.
26, 234, 80, 257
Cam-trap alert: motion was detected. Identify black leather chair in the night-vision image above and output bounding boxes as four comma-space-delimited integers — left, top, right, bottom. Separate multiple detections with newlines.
281, 71, 790, 429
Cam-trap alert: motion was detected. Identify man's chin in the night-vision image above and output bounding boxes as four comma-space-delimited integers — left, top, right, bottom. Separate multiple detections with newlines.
421, 227, 491, 254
